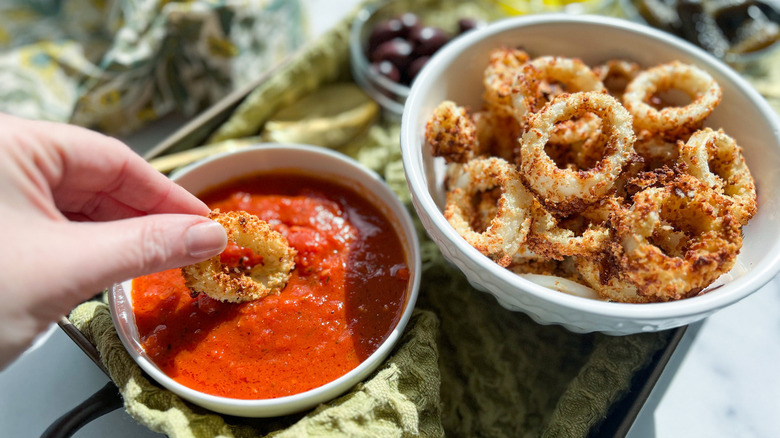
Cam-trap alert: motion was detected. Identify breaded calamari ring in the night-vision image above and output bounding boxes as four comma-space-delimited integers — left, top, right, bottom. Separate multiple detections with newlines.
444, 157, 534, 267
519, 91, 637, 207
623, 61, 722, 134
573, 253, 652, 303
633, 129, 680, 170
613, 175, 742, 301
510, 56, 606, 125
592, 59, 641, 101
678, 128, 757, 225
473, 110, 524, 162
425, 100, 481, 163
549, 113, 602, 149
526, 196, 619, 260
482, 47, 531, 118
182, 210, 297, 303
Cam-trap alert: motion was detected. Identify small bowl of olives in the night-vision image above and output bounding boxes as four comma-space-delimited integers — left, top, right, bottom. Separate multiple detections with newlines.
350, 0, 500, 119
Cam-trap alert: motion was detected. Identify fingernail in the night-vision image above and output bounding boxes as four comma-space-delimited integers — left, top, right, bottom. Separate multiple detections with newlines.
185, 221, 227, 258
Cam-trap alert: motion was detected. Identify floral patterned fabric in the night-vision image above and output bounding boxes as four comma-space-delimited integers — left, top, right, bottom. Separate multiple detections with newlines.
0, 0, 306, 135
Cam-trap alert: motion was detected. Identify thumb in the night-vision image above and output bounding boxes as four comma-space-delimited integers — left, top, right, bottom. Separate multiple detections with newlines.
60, 214, 227, 295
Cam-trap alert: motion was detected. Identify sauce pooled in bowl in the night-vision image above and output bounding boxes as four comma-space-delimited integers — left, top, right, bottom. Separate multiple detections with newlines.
131, 172, 410, 399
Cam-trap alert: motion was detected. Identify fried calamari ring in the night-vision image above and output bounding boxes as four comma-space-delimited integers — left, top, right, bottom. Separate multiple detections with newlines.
473, 110, 524, 162
520, 91, 637, 207
573, 254, 651, 303
511, 56, 606, 123
623, 61, 722, 133
546, 115, 609, 175
633, 129, 680, 170
483, 47, 531, 118
618, 164, 680, 203
522, 272, 603, 300
444, 157, 534, 266
550, 60, 640, 148
182, 210, 297, 303
678, 128, 757, 225
549, 113, 602, 148
425, 100, 481, 164
593, 59, 641, 101
613, 175, 742, 301
526, 196, 619, 260
507, 255, 561, 276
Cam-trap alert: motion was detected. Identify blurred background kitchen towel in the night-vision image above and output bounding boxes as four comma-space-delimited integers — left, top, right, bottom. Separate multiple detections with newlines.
0, 0, 307, 136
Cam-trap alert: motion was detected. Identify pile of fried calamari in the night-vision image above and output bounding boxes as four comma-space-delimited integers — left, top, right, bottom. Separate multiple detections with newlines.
425, 48, 757, 303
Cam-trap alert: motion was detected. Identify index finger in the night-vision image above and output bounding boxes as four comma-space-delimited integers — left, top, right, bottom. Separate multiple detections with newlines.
19, 116, 209, 220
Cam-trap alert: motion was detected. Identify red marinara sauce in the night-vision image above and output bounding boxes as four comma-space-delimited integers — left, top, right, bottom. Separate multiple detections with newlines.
131, 172, 410, 399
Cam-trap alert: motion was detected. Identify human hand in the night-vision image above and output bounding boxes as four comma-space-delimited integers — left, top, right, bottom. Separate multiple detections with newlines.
0, 113, 227, 369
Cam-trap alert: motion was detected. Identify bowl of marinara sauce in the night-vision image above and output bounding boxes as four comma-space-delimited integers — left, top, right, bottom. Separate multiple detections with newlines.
109, 144, 421, 417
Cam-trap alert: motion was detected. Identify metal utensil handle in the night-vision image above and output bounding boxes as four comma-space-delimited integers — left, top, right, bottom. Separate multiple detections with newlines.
57, 316, 110, 376
40, 381, 123, 438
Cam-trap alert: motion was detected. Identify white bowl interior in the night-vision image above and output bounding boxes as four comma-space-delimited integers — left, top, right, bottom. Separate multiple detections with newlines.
401, 14, 780, 334
111, 144, 421, 417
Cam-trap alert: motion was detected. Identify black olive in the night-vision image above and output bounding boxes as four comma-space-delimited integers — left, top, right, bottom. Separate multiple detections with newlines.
371, 38, 415, 70
758, 0, 780, 22
410, 26, 451, 57
398, 12, 422, 36
370, 60, 402, 83
714, 1, 780, 45
457, 18, 483, 34
406, 56, 430, 83
368, 18, 405, 53
364, 12, 490, 86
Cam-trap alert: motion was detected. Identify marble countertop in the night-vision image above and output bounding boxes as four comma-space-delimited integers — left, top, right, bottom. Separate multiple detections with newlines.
633, 278, 780, 438
1, 1, 778, 436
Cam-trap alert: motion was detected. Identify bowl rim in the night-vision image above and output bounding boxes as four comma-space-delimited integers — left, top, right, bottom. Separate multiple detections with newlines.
400, 13, 780, 321
110, 143, 422, 415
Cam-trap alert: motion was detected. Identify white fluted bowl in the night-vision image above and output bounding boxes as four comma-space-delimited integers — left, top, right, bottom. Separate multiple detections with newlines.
400, 14, 780, 335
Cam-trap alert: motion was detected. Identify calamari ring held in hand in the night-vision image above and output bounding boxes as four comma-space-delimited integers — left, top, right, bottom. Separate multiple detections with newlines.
678, 128, 757, 225
613, 175, 742, 301
444, 157, 534, 267
182, 210, 297, 303
519, 91, 637, 207
623, 61, 722, 133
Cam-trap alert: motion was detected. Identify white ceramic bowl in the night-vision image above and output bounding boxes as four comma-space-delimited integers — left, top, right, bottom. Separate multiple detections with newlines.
110, 144, 421, 417
401, 14, 780, 335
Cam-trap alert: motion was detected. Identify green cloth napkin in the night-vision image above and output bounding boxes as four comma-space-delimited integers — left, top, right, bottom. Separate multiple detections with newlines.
70, 302, 444, 438
70, 254, 669, 437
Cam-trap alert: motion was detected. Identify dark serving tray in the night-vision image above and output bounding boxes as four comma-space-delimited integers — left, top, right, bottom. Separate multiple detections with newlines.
49, 56, 695, 438
50, 3, 699, 433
